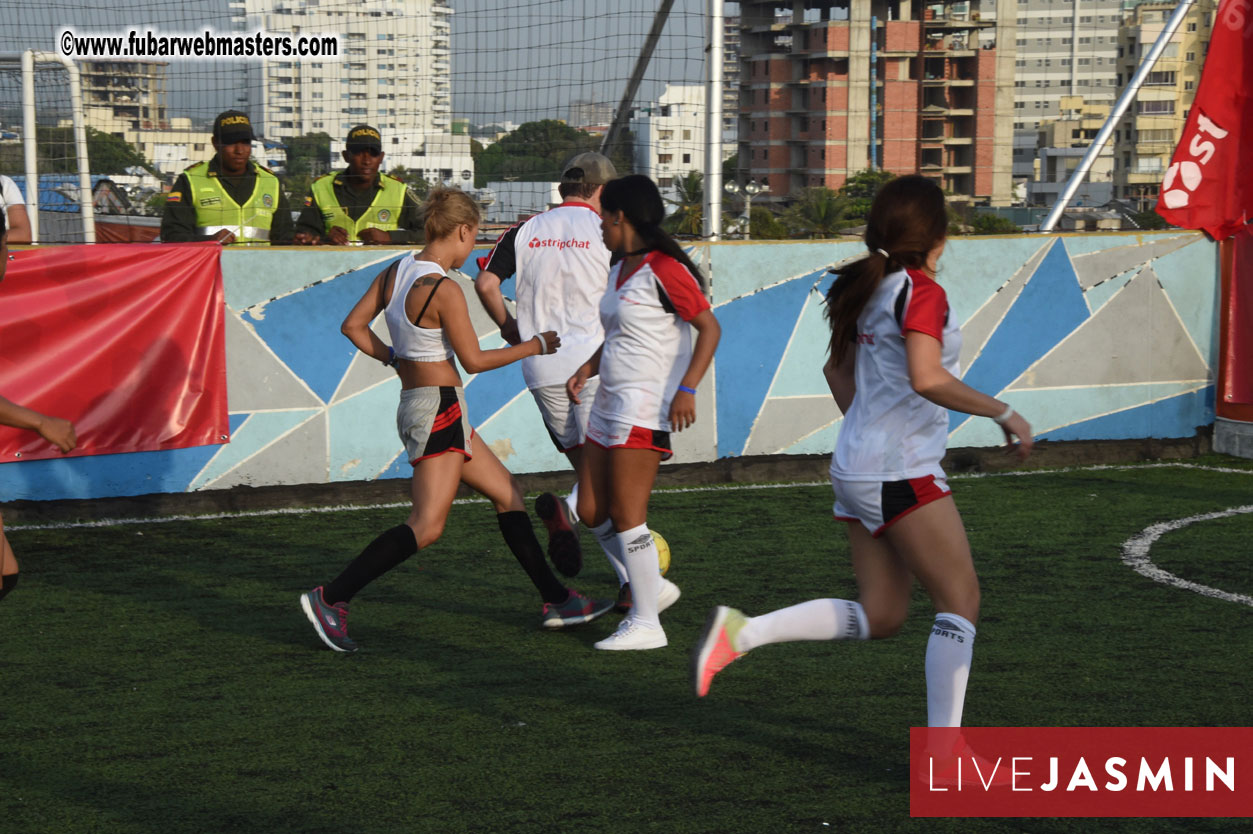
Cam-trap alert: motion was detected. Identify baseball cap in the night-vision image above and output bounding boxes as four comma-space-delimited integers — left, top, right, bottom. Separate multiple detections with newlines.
346, 125, 383, 153
561, 152, 617, 186
213, 110, 254, 144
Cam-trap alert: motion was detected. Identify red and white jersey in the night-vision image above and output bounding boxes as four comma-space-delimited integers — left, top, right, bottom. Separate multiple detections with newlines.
594, 251, 711, 431
830, 267, 962, 482
480, 202, 610, 389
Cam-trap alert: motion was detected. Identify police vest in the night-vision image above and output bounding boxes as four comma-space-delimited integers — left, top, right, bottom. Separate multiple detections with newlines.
310, 173, 405, 241
184, 160, 280, 245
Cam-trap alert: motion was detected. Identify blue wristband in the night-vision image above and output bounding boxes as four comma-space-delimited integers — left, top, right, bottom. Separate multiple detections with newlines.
677, 384, 697, 395
383, 346, 397, 367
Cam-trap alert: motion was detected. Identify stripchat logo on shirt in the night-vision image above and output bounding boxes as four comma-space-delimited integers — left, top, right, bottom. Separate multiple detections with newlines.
910, 727, 1253, 818
528, 237, 592, 251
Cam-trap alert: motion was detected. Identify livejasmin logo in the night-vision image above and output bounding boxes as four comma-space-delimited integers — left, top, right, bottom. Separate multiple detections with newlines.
1160, 112, 1229, 210
909, 727, 1253, 818
923, 753, 1234, 793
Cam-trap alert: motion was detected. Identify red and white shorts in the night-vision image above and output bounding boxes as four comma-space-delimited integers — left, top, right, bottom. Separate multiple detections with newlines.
586, 411, 673, 461
398, 385, 476, 465
831, 473, 952, 537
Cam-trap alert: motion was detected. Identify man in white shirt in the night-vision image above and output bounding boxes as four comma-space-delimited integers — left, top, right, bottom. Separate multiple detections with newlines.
0, 175, 32, 244
474, 152, 616, 581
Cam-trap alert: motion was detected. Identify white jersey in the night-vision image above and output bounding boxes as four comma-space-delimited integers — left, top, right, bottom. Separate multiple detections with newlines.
594, 251, 710, 431
0, 175, 24, 225
480, 202, 610, 389
831, 267, 962, 482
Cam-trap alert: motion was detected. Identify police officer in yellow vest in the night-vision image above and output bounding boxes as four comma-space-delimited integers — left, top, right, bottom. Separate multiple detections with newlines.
160, 110, 294, 245
292, 124, 423, 246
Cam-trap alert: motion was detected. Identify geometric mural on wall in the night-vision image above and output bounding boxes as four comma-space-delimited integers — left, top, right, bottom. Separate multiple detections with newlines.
0, 232, 1222, 501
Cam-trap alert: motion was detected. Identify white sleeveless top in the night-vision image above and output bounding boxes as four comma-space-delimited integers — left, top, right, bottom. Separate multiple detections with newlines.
385, 257, 455, 362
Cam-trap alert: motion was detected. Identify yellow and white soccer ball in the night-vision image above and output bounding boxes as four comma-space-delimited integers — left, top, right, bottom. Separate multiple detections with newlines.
651, 530, 671, 576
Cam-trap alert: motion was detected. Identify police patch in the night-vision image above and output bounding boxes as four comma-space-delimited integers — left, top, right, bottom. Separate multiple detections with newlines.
199, 196, 222, 207
377, 209, 391, 223
262, 193, 274, 208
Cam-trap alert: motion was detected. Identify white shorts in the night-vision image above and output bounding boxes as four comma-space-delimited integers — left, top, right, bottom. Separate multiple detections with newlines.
831, 473, 951, 537
586, 411, 673, 461
397, 386, 475, 464
532, 378, 597, 453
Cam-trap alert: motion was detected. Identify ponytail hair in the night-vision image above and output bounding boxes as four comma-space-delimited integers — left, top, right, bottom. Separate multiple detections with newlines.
601, 174, 707, 292
826, 175, 947, 362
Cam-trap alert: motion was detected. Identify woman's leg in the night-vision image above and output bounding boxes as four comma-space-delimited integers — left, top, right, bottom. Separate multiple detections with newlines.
458, 438, 570, 606
322, 452, 465, 606
0, 514, 19, 602
881, 496, 979, 728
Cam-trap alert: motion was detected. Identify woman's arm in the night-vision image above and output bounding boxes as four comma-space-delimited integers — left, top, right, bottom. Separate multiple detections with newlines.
341, 263, 396, 363
823, 346, 856, 414
567, 345, 603, 405
439, 284, 557, 374
668, 308, 721, 432
0, 396, 76, 452
5, 204, 31, 245
905, 331, 1033, 460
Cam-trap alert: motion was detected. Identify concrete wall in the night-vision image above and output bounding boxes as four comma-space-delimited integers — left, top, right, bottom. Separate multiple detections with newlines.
0, 231, 1218, 502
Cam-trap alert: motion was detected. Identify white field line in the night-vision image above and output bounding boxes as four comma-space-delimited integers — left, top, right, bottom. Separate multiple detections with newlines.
9, 462, 1253, 532
1121, 505, 1253, 608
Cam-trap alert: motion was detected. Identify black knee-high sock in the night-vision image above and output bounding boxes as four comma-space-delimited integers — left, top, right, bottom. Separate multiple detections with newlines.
497, 511, 569, 605
323, 525, 418, 605
0, 573, 18, 603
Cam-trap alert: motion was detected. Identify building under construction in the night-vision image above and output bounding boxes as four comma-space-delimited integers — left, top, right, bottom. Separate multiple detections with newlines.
736, 0, 1017, 206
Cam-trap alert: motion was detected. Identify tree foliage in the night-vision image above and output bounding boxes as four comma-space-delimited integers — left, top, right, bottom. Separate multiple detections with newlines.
1131, 209, 1169, 230
35, 127, 155, 176
663, 170, 703, 236
749, 205, 789, 240
969, 212, 1021, 235
285, 132, 333, 178
837, 168, 897, 221
780, 187, 848, 239
473, 120, 631, 187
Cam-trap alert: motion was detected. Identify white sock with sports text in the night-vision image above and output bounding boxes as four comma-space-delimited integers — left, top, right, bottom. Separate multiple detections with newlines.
925, 612, 976, 728
616, 523, 661, 628
564, 481, 582, 526
736, 599, 869, 652
590, 519, 630, 585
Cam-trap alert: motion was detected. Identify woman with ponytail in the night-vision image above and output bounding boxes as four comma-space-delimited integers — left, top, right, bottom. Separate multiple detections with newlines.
567, 174, 721, 651
301, 187, 614, 653
694, 176, 1033, 761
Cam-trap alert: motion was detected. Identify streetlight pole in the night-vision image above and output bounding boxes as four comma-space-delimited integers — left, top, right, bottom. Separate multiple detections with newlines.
724, 180, 763, 240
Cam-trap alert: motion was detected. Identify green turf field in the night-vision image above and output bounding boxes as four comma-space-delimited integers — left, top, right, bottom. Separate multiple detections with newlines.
3, 458, 1253, 833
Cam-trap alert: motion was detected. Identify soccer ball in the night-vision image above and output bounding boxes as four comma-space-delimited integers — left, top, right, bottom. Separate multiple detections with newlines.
651, 530, 671, 576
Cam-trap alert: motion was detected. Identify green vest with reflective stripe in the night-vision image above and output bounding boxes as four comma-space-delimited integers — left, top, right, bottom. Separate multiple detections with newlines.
310, 173, 405, 241
184, 160, 280, 245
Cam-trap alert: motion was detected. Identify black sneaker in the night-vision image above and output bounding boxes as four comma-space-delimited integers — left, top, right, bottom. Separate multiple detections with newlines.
300, 587, 358, 652
535, 492, 583, 577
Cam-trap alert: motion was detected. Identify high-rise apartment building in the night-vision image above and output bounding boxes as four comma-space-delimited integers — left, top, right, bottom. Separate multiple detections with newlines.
1010, 0, 1122, 180
632, 84, 737, 203
737, 0, 1016, 206
233, 0, 453, 149
80, 61, 169, 130
1112, 0, 1214, 210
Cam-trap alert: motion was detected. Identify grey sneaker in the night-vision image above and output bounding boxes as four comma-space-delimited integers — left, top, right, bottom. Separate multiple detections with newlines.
541, 588, 614, 629
300, 587, 358, 652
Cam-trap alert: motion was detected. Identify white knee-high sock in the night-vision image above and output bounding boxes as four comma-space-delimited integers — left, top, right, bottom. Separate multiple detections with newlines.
925, 612, 976, 728
564, 481, 581, 526
590, 519, 629, 585
616, 523, 661, 628
736, 599, 869, 652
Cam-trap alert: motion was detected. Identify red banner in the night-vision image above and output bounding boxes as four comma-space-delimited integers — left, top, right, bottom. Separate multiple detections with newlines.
910, 727, 1253, 818
0, 243, 228, 462
1155, 0, 1253, 239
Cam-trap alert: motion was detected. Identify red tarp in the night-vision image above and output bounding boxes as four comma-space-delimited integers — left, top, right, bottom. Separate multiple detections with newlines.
0, 243, 229, 462
1155, 0, 1253, 239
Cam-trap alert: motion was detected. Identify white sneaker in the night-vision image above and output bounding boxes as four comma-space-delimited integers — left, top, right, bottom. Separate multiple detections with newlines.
658, 578, 681, 614
594, 618, 668, 651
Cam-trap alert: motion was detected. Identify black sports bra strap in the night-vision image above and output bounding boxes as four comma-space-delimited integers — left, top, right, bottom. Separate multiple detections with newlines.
413, 275, 448, 326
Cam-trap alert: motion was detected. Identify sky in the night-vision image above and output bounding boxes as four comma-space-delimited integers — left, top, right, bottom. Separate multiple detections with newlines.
0, 0, 723, 130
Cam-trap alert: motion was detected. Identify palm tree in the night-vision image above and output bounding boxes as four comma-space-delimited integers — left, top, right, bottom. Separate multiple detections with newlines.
781, 187, 848, 239
663, 170, 704, 237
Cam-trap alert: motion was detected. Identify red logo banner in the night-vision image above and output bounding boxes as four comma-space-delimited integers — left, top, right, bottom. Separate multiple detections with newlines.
0, 243, 229, 462
1155, 0, 1253, 239
911, 727, 1253, 818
